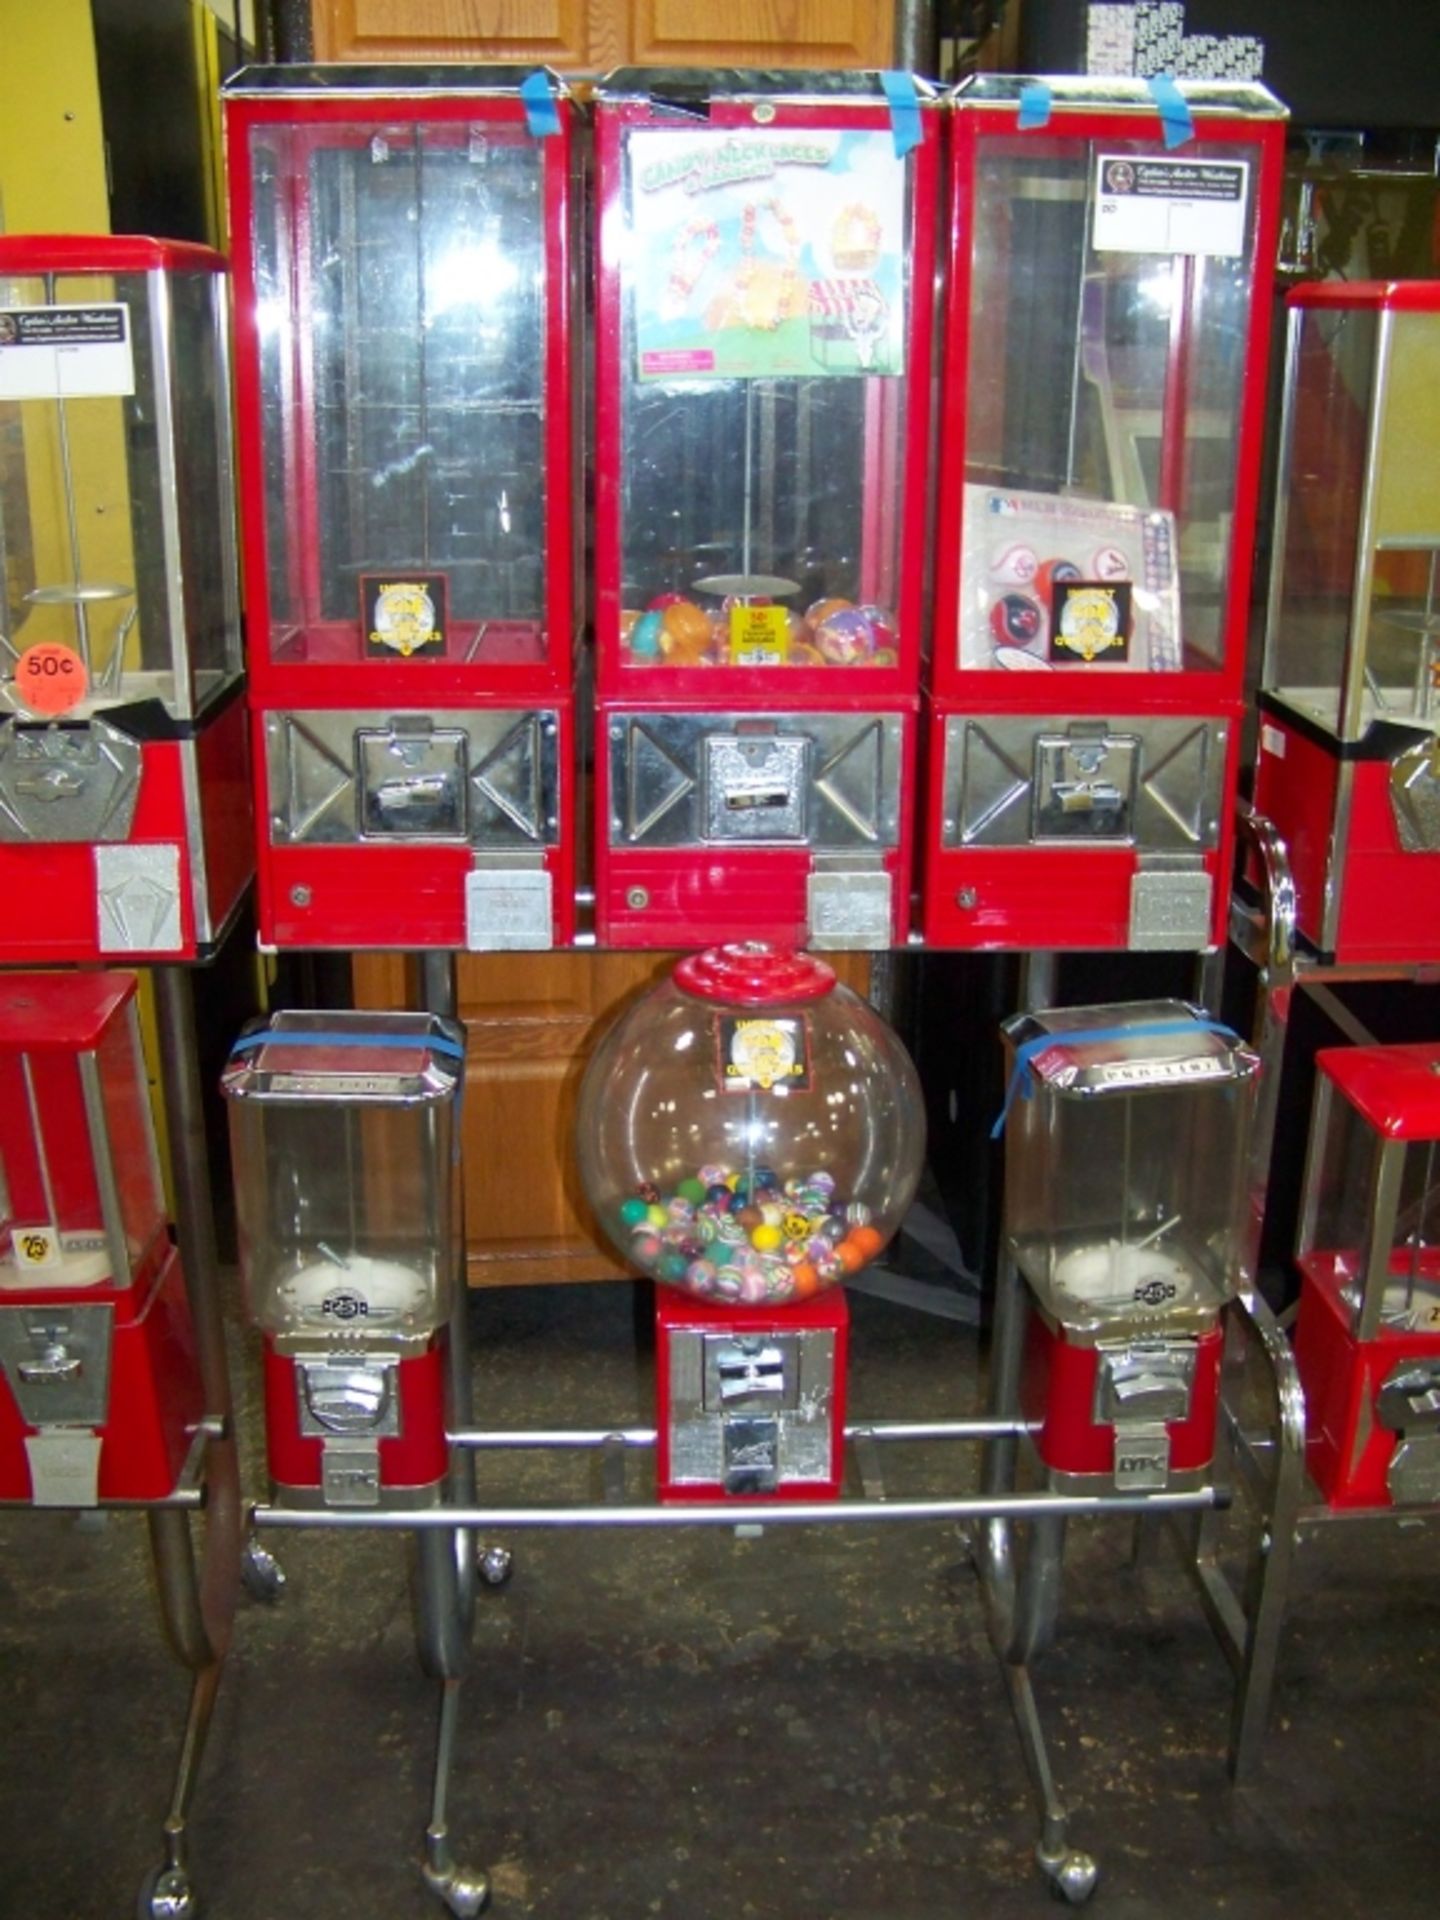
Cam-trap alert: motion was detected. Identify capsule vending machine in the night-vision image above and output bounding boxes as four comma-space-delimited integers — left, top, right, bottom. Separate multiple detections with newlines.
998, 1001, 1260, 1493
1293, 1044, 1440, 1508
224, 68, 578, 951
0, 972, 203, 1508
576, 944, 924, 1500
1254, 283, 1440, 962
222, 1010, 464, 1509
924, 80, 1285, 951
0, 237, 248, 961
593, 71, 939, 950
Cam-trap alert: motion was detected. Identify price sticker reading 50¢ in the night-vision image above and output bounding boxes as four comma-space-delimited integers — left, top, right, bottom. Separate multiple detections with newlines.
15, 643, 89, 716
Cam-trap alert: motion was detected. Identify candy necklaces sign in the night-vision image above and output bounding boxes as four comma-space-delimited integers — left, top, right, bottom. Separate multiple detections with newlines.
629, 127, 907, 381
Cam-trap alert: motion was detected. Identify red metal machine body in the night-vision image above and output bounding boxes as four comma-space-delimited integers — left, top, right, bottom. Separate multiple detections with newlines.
0, 972, 202, 1505
0, 236, 249, 962
592, 70, 940, 950
922, 78, 1285, 953
224, 67, 579, 951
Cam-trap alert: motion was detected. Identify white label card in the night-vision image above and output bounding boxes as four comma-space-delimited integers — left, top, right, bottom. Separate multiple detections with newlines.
25, 1431, 102, 1507
1092, 155, 1248, 259
0, 304, 136, 399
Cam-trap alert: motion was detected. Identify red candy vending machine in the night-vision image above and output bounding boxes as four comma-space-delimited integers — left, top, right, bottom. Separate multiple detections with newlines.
0, 972, 203, 1507
224, 67, 578, 952
576, 944, 925, 1501
999, 1001, 1260, 1492
924, 79, 1285, 951
0, 237, 248, 961
222, 1010, 465, 1509
593, 71, 939, 950
1254, 283, 1440, 963
1294, 1044, 1440, 1508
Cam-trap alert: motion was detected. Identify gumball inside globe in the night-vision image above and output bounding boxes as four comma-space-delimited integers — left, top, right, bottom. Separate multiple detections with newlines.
575, 943, 925, 1306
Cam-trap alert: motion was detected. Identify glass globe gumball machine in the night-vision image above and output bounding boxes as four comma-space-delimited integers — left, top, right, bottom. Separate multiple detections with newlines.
1293, 1044, 1440, 1509
222, 1010, 465, 1509
577, 943, 924, 1501
0, 971, 203, 1506
998, 1001, 1260, 1491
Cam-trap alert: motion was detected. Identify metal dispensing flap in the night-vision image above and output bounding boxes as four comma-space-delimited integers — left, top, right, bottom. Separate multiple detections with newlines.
1001, 999, 1259, 1100
220, 1009, 465, 1107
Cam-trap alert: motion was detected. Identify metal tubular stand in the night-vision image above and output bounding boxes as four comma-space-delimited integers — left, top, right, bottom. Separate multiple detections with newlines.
414, 950, 489, 1917
141, 966, 245, 1920
975, 1243, 1099, 1905
1172, 802, 1440, 1782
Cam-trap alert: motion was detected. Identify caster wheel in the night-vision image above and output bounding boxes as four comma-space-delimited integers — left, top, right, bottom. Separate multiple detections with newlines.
422, 1861, 491, 1917
1043, 1850, 1098, 1905
241, 1539, 286, 1604
138, 1866, 197, 1920
478, 1544, 513, 1589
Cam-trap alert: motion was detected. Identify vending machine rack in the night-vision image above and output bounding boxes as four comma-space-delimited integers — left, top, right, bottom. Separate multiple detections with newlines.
0, 967, 244, 1920
1164, 802, 1440, 1786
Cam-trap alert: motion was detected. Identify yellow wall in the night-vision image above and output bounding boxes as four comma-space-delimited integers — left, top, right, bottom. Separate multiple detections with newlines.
0, 0, 171, 1192
0, 0, 110, 237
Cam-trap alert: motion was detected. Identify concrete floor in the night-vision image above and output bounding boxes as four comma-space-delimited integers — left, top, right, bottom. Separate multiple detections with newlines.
2, 1280, 1438, 1920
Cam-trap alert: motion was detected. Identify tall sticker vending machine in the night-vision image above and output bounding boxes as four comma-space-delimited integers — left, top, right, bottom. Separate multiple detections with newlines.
224, 67, 579, 951
593, 70, 939, 950
923, 79, 1284, 952
0, 237, 248, 961
1254, 282, 1440, 963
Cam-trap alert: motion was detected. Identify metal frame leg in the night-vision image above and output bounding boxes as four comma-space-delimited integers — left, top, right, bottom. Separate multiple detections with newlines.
421, 1678, 490, 1918
414, 952, 491, 1911
976, 1255, 1098, 1903
1176, 1286, 1308, 1783
139, 968, 244, 1920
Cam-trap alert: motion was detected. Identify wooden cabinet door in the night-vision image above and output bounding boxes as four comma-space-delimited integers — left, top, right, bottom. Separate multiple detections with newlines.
354, 948, 871, 1287
629, 1, 893, 68
310, 0, 893, 68
312, 0, 609, 66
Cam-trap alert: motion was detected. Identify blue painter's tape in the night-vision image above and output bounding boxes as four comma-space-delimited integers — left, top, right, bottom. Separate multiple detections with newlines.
1147, 74, 1194, 150
1017, 82, 1052, 131
230, 1029, 465, 1061
881, 71, 922, 158
990, 1019, 1237, 1138
521, 69, 562, 138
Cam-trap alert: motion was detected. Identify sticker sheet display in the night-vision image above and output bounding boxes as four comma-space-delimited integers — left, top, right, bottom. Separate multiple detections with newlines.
628, 127, 907, 382
959, 485, 1181, 672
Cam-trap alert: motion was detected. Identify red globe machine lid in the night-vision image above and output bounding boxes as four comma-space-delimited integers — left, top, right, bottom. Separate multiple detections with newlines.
673, 943, 837, 1006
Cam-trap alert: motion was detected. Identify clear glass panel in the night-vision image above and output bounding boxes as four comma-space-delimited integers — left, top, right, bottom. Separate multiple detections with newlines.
1300, 1087, 1375, 1278
1008, 1071, 1249, 1329
250, 120, 548, 669
1268, 305, 1378, 732
617, 123, 910, 670
0, 270, 181, 717
169, 267, 240, 712
1387, 1135, 1440, 1328
230, 1096, 456, 1342
0, 1049, 113, 1287
96, 1006, 166, 1269
958, 135, 1263, 674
